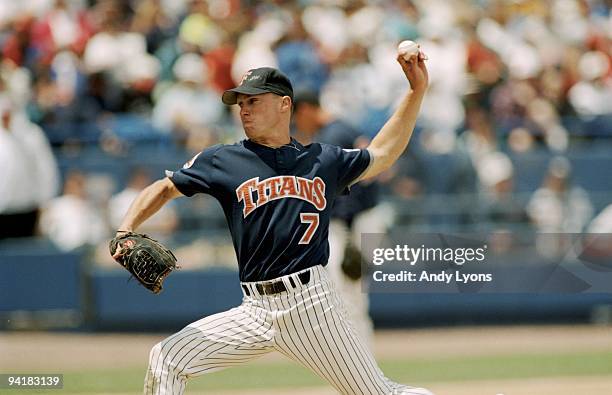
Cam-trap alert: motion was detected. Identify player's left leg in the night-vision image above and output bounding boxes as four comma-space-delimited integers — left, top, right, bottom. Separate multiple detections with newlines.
274, 265, 434, 395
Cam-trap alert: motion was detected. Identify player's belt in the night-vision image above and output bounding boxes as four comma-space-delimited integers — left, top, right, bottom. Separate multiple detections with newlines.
242, 270, 311, 296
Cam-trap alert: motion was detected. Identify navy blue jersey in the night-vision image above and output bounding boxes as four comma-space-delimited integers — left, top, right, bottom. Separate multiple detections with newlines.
168, 138, 371, 281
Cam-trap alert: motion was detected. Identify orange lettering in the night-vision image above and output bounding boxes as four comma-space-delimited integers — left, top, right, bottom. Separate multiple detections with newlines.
312, 177, 327, 210
236, 178, 257, 217
256, 180, 268, 206
297, 178, 313, 201
236, 176, 327, 218
267, 177, 282, 200
280, 176, 298, 196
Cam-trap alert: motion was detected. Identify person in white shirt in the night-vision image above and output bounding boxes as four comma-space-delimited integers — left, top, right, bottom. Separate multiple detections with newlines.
0, 96, 59, 238
39, 170, 107, 251
108, 167, 178, 238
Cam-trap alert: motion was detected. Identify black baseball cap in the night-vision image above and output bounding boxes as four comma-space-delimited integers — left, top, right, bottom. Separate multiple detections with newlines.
222, 67, 293, 105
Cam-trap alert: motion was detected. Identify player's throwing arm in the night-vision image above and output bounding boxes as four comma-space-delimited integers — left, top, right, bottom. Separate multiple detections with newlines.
360, 50, 428, 181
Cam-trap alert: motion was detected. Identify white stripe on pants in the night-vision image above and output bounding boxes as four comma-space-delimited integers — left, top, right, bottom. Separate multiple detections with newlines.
144, 265, 433, 395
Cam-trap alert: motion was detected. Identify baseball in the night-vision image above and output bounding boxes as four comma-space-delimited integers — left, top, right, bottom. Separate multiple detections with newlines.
397, 40, 420, 60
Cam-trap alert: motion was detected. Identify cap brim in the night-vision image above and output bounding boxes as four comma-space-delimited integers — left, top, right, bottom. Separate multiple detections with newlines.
222, 86, 272, 105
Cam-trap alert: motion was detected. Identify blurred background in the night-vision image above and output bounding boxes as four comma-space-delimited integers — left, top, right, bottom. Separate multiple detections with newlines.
1, 0, 612, 331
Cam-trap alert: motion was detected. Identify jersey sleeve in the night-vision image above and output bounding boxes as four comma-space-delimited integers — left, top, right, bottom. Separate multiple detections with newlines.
335, 146, 372, 193
167, 145, 221, 196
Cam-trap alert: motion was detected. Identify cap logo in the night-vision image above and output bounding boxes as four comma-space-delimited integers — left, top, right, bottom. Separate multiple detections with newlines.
240, 70, 253, 85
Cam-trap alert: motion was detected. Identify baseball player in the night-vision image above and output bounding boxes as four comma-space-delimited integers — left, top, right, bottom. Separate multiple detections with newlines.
115, 51, 430, 394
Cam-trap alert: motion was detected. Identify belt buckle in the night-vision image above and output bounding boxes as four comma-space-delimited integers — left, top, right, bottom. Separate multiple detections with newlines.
272, 281, 286, 294
256, 281, 281, 295
256, 276, 306, 296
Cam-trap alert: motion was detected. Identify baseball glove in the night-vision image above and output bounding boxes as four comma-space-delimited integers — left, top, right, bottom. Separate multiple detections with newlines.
109, 232, 178, 294
341, 241, 363, 281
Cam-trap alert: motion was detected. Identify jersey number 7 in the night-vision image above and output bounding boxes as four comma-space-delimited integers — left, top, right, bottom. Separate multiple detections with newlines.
298, 213, 319, 245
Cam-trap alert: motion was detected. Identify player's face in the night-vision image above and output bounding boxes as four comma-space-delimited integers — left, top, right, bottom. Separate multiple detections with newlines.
237, 93, 286, 138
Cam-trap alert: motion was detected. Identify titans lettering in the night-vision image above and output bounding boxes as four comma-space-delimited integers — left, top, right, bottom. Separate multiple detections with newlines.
236, 176, 327, 217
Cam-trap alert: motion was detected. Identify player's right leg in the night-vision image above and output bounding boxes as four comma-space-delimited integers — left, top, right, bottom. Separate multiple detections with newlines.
144, 298, 275, 395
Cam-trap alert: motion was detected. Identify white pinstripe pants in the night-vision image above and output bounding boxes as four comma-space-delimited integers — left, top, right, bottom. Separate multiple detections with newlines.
144, 265, 433, 395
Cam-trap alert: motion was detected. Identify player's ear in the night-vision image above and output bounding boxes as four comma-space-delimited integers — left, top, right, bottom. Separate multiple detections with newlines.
280, 96, 292, 113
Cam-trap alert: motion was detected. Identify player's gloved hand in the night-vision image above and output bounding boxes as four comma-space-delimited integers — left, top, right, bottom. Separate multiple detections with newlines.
341, 242, 363, 281
109, 231, 178, 294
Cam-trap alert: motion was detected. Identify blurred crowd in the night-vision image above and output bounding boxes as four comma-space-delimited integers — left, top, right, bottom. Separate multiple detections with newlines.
1, 0, 612, 257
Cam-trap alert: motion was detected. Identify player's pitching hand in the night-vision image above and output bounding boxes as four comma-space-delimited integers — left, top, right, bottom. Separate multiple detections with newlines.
397, 51, 428, 93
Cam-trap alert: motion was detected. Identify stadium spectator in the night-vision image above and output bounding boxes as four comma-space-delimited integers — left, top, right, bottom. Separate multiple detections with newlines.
568, 50, 612, 117
203, 33, 237, 94
393, 126, 478, 226
320, 40, 392, 137
417, 8, 467, 137
108, 167, 178, 238
38, 170, 107, 251
129, 0, 174, 55
83, 0, 160, 106
2, 13, 37, 68
229, 5, 279, 83
273, 9, 328, 94
151, 52, 224, 149
477, 151, 528, 228
527, 156, 593, 233
30, 0, 94, 63
461, 107, 498, 163
28, 51, 109, 144
177, 0, 223, 53
0, 94, 59, 238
